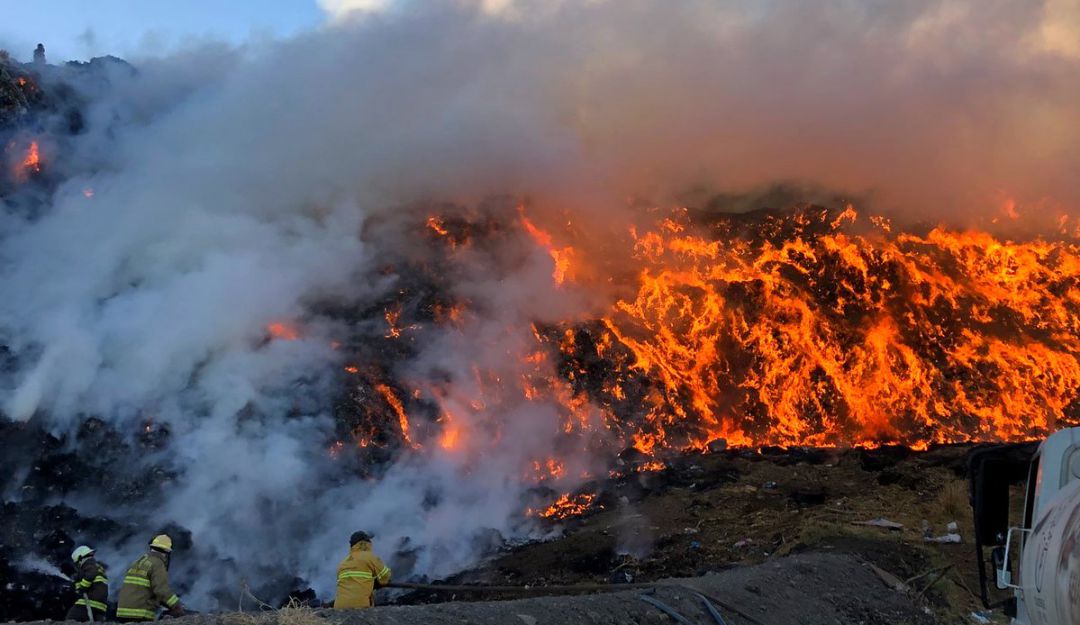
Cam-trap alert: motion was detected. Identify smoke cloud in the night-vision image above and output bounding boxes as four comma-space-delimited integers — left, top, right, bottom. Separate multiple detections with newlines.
2, 0, 1079, 607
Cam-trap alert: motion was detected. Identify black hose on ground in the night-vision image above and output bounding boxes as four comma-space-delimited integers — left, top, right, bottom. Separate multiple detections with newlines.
697, 594, 728, 625
637, 594, 699, 625
387, 581, 766, 625
386, 581, 666, 594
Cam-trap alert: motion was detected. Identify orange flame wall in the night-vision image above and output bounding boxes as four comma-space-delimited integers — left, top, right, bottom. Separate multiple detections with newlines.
588, 205, 1080, 450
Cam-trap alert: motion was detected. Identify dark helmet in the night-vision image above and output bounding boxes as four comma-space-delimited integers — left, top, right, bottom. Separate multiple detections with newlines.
349, 531, 371, 546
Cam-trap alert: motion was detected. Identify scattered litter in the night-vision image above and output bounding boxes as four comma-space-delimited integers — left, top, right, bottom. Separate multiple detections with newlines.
925, 532, 962, 544
853, 518, 904, 530
517, 615, 538, 625
763, 481, 779, 490
733, 539, 752, 548
689, 540, 702, 550
684, 527, 700, 534
969, 611, 992, 624
946, 521, 958, 533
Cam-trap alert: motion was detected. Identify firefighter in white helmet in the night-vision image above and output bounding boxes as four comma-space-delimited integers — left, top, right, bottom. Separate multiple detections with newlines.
66, 545, 108, 621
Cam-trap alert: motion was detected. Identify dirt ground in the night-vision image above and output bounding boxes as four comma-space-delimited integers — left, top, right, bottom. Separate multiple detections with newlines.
396, 444, 1013, 624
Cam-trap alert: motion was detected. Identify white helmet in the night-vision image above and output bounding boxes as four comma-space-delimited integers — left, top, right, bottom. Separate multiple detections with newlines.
71, 545, 94, 563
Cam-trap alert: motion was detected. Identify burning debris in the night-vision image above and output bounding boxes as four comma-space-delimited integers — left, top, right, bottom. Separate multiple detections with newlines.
18, 141, 40, 177
338, 202, 1080, 468
297, 198, 1080, 536
536, 493, 600, 520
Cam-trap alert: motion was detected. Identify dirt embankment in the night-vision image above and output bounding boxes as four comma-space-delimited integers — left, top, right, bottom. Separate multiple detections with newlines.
406, 444, 1005, 623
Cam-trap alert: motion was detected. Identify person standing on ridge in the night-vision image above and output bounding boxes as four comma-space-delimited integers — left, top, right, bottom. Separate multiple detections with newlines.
333, 531, 391, 609
65, 545, 108, 622
116, 535, 185, 621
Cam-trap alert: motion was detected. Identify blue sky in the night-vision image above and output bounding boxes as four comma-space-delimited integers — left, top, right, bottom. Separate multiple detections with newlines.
0, 1, 328, 62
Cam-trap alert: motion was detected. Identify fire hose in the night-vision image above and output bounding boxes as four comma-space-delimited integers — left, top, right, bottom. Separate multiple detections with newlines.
385, 581, 765, 625
240, 579, 765, 625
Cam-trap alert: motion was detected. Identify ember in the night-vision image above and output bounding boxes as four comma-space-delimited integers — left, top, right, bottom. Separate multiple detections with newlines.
538, 493, 598, 519
266, 321, 300, 341
519, 208, 574, 285
374, 383, 415, 447
19, 140, 41, 177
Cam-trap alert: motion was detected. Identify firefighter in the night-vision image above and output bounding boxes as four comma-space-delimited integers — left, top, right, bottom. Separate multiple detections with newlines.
116, 535, 185, 621
65, 545, 108, 622
333, 531, 391, 609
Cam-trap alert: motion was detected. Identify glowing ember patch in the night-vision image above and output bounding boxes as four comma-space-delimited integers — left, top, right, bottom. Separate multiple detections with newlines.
439, 423, 460, 450
636, 460, 666, 472
385, 309, 402, 338
531, 458, 566, 481
266, 321, 300, 341
344, 365, 359, 374
539, 493, 598, 519
21, 141, 41, 175
519, 207, 575, 285
374, 383, 415, 446
427, 216, 450, 236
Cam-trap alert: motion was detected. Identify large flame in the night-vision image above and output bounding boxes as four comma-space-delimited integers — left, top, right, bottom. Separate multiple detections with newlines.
338, 202, 1080, 519
596, 205, 1080, 451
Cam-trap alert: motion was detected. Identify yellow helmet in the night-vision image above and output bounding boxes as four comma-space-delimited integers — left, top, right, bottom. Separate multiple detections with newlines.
150, 534, 173, 552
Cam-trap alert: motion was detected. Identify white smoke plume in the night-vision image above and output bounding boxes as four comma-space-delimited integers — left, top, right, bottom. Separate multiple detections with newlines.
2, 0, 1079, 607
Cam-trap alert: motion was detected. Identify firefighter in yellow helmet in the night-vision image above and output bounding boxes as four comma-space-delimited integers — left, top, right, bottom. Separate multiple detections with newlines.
116, 535, 185, 621
333, 531, 391, 609
65, 545, 108, 622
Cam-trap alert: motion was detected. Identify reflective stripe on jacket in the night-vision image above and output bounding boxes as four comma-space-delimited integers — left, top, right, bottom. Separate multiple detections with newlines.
333, 541, 391, 609
72, 558, 109, 612
116, 551, 181, 620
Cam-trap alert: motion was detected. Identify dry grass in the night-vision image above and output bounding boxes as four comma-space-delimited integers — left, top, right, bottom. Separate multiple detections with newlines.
935, 479, 970, 521
276, 598, 325, 625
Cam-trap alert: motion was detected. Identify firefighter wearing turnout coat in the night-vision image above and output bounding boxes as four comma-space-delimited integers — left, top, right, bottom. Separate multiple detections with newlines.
116, 535, 185, 621
65, 546, 108, 622
334, 531, 391, 609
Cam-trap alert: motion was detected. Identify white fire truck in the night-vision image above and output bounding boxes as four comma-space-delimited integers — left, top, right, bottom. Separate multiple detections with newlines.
970, 427, 1080, 625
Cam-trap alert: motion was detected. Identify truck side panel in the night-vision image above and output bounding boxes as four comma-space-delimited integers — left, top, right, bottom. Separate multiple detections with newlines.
1020, 478, 1080, 625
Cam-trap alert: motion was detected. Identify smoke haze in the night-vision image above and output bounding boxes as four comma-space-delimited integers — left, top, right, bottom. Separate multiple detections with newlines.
2, 0, 1079, 606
